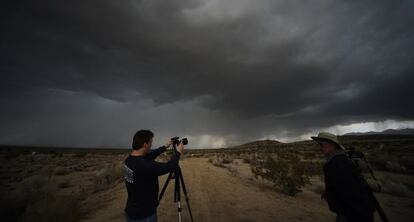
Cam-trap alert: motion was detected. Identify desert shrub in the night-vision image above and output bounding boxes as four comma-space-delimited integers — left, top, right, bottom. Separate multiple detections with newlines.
302, 152, 317, 160
53, 152, 63, 158
74, 152, 87, 158
57, 180, 70, 189
73, 161, 93, 171
93, 163, 124, 192
381, 178, 414, 198
213, 162, 225, 168
22, 175, 48, 192
54, 167, 71, 176
385, 161, 407, 173
22, 194, 81, 222
192, 153, 205, 158
208, 155, 233, 168
242, 158, 251, 164
210, 157, 225, 168
227, 166, 239, 176
0, 175, 82, 222
4, 150, 20, 159
302, 161, 323, 175
249, 154, 261, 165
251, 155, 310, 196
222, 158, 232, 164
0, 189, 28, 221
403, 180, 414, 192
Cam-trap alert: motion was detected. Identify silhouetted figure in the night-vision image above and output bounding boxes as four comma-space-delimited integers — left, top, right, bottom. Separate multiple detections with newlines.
124, 130, 184, 222
312, 132, 375, 222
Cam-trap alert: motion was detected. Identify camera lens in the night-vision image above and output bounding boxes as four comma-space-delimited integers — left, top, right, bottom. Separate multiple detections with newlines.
182, 138, 188, 145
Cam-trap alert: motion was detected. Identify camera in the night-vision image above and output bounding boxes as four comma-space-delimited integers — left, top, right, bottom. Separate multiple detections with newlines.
171, 137, 188, 146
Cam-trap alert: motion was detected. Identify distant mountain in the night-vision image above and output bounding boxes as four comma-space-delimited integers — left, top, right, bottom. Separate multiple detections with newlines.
234, 139, 282, 148
343, 128, 414, 136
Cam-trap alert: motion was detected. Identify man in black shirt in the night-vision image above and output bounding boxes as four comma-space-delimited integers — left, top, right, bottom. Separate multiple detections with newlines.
124, 130, 184, 222
311, 132, 375, 222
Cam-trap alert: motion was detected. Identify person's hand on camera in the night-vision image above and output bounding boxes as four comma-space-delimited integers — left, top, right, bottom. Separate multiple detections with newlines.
176, 142, 184, 155
164, 139, 173, 149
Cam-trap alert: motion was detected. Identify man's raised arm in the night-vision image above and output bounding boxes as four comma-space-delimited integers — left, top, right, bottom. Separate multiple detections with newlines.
146, 139, 173, 160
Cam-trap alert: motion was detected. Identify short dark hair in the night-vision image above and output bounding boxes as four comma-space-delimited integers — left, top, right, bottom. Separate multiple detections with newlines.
132, 130, 154, 150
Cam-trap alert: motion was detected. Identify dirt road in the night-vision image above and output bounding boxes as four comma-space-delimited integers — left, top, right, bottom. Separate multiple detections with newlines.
79, 158, 335, 222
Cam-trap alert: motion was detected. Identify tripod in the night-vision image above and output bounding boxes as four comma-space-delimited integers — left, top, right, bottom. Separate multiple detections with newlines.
158, 144, 194, 222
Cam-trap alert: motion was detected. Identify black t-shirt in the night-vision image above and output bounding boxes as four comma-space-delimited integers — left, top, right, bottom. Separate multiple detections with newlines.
124, 146, 180, 219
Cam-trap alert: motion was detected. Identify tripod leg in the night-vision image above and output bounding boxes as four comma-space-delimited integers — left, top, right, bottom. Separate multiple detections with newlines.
178, 201, 182, 222
178, 167, 194, 222
159, 171, 173, 202
175, 169, 182, 222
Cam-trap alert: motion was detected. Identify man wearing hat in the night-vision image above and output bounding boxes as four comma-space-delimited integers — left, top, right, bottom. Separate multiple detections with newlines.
312, 132, 375, 222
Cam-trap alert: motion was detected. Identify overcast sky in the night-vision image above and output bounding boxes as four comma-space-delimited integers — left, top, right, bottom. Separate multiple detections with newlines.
1, 0, 413, 148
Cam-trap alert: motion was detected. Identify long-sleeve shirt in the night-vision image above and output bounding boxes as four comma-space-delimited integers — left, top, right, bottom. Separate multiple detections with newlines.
124, 146, 180, 219
324, 151, 375, 221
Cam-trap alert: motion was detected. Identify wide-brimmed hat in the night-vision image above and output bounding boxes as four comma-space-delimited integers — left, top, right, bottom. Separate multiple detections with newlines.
311, 132, 344, 149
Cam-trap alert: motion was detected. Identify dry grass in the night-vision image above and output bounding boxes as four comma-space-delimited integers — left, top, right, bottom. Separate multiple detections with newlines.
0, 151, 128, 222
54, 167, 71, 176
57, 180, 71, 189
0, 175, 82, 222
93, 163, 124, 193
376, 173, 414, 198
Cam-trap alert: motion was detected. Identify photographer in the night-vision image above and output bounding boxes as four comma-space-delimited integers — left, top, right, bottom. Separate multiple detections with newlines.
124, 130, 184, 222
312, 132, 375, 222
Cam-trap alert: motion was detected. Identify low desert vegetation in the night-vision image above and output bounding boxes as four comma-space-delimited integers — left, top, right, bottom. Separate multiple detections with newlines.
206, 148, 322, 196
0, 175, 81, 222
1, 135, 413, 221
0, 149, 127, 222
93, 163, 124, 193
251, 154, 311, 196
203, 136, 414, 201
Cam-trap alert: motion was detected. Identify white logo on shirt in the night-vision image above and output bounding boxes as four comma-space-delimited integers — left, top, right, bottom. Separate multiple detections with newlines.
124, 164, 133, 184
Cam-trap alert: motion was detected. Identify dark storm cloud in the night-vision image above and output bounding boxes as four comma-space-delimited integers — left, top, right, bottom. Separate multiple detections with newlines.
1, 0, 414, 147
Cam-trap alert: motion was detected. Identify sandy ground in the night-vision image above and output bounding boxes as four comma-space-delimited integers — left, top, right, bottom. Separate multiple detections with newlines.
78, 157, 414, 222
79, 158, 336, 222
